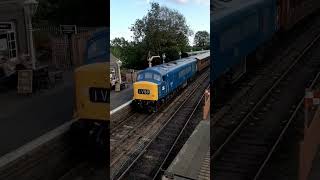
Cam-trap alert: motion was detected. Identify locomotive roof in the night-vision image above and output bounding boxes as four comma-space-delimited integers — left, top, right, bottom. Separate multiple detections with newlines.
212, 0, 274, 24
144, 57, 197, 76
192, 52, 210, 60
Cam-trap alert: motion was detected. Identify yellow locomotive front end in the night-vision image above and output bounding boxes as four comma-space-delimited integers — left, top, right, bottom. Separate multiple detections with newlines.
74, 62, 109, 121
133, 81, 158, 101
72, 61, 109, 162
133, 80, 160, 113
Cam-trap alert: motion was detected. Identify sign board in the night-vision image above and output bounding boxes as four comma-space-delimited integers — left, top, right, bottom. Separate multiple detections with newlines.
60, 25, 77, 34
0, 38, 7, 51
0, 22, 13, 31
17, 70, 33, 94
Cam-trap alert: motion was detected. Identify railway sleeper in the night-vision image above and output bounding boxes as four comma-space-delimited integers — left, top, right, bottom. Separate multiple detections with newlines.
140, 155, 160, 164
213, 163, 259, 174
217, 154, 262, 166
162, 128, 180, 136
157, 135, 175, 142
155, 140, 175, 147
213, 172, 248, 180
213, 164, 251, 174
128, 172, 151, 180
220, 153, 265, 163
165, 124, 184, 132
157, 132, 176, 139
148, 144, 171, 154
214, 160, 260, 173
237, 130, 272, 139
232, 138, 269, 146
224, 146, 269, 155
132, 162, 156, 173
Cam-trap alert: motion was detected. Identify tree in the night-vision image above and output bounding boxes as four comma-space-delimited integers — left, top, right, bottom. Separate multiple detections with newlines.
193, 31, 210, 49
111, 38, 147, 69
130, 2, 193, 63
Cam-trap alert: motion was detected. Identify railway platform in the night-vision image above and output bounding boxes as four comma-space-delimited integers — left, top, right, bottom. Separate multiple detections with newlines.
0, 71, 74, 157
110, 83, 133, 110
308, 147, 320, 180
163, 120, 210, 180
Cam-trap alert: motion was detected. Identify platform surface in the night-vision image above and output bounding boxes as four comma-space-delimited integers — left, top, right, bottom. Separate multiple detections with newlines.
110, 84, 133, 110
165, 120, 210, 180
308, 145, 320, 180
0, 71, 74, 157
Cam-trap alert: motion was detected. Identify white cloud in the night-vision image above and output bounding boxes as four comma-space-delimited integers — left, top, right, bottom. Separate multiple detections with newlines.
194, 0, 209, 6
169, 0, 209, 6
170, 0, 189, 4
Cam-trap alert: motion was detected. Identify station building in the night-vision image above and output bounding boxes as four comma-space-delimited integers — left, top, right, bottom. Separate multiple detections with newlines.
0, 0, 29, 61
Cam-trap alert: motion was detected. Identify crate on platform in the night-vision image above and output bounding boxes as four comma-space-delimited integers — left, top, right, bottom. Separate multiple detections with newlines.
17, 70, 33, 94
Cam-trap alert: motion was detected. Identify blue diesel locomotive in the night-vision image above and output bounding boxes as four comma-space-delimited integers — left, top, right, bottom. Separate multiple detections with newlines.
211, 0, 277, 83
133, 53, 209, 112
133, 57, 197, 112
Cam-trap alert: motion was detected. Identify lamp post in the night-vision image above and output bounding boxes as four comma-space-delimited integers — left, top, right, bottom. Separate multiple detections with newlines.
24, 0, 38, 70
130, 69, 134, 83
148, 56, 160, 67
162, 53, 166, 64
179, 51, 181, 59
116, 60, 122, 84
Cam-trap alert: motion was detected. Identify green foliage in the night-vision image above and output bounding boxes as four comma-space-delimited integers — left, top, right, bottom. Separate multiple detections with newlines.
193, 31, 210, 49
113, 2, 193, 69
111, 38, 147, 69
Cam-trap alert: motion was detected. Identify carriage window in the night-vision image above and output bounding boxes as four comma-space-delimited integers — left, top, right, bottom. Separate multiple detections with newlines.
154, 74, 161, 81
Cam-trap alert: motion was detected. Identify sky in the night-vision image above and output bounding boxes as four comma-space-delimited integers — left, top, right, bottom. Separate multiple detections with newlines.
110, 0, 210, 46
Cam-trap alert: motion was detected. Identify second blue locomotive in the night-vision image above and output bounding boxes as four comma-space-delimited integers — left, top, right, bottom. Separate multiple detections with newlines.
211, 0, 277, 82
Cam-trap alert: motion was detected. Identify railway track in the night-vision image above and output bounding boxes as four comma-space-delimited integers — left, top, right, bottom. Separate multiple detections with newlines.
257, 79, 320, 180
110, 69, 209, 179
253, 71, 320, 180
211, 15, 320, 153
113, 78, 209, 179
58, 162, 107, 180
211, 30, 320, 180
212, 15, 320, 122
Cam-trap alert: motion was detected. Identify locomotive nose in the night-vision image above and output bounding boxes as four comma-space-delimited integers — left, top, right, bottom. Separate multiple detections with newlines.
133, 81, 159, 101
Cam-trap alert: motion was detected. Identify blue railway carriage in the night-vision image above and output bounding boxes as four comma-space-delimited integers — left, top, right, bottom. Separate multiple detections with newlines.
211, 0, 277, 82
133, 57, 197, 112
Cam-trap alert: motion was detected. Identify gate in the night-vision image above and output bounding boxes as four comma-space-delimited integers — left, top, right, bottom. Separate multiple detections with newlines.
33, 26, 98, 70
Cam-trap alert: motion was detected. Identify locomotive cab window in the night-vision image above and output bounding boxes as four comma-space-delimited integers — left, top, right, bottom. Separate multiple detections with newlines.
137, 74, 143, 81
154, 74, 161, 81
144, 72, 152, 79
87, 37, 106, 60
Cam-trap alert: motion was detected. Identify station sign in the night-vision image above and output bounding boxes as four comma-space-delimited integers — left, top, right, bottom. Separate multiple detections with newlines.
60, 25, 77, 34
0, 22, 14, 31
